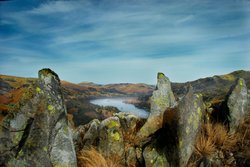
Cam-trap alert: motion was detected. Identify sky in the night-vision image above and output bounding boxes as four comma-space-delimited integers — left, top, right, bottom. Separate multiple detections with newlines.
0, 0, 249, 84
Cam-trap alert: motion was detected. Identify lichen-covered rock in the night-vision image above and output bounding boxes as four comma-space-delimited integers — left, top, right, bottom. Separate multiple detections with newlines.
166, 86, 204, 167
1, 68, 77, 166
227, 78, 249, 132
143, 144, 170, 167
98, 116, 125, 164
73, 119, 100, 152
137, 72, 176, 141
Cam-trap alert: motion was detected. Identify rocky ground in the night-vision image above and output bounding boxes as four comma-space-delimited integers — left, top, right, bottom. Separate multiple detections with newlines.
0, 69, 249, 167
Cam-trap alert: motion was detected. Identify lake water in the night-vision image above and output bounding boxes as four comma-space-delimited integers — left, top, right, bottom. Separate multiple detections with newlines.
90, 98, 149, 118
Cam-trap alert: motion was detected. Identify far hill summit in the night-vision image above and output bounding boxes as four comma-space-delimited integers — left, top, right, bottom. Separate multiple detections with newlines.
0, 69, 249, 167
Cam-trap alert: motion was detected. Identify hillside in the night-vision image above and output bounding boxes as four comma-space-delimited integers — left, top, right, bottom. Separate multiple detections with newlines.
1, 70, 249, 126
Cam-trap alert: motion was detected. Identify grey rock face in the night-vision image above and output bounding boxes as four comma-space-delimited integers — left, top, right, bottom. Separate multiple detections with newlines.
163, 86, 204, 167
175, 87, 204, 167
2, 68, 77, 167
143, 143, 170, 167
137, 73, 176, 141
227, 78, 249, 132
98, 116, 125, 164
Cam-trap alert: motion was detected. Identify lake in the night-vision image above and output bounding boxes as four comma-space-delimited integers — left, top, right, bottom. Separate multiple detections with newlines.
90, 98, 149, 118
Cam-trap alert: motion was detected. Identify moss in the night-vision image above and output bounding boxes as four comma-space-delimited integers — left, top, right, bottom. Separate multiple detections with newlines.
107, 120, 120, 129
110, 131, 120, 141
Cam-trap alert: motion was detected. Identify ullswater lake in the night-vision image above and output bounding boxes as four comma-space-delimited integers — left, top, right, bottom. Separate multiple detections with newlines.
90, 98, 149, 118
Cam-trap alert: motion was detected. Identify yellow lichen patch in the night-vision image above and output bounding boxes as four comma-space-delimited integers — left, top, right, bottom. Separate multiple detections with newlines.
193, 114, 200, 130
43, 146, 48, 152
54, 164, 69, 167
153, 97, 168, 109
47, 104, 56, 114
110, 132, 120, 141
107, 120, 120, 129
13, 132, 23, 145
36, 87, 41, 93
64, 126, 69, 135
158, 73, 165, 79
239, 79, 244, 86
197, 107, 202, 116
150, 159, 154, 164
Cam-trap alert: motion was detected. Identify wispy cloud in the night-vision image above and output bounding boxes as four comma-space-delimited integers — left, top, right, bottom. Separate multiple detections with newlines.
0, 0, 249, 83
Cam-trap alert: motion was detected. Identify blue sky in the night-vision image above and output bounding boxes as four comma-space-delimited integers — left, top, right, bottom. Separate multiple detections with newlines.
0, 0, 249, 84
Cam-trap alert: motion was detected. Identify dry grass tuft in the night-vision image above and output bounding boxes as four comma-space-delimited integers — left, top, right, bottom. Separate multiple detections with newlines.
204, 123, 239, 151
193, 122, 240, 166
77, 147, 122, 167
195, 131, 216, 158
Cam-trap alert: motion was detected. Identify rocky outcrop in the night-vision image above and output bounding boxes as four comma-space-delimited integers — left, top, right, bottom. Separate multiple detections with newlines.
0, 68, 77, 166
136, 73, 176, 141
75, 112, 144, 167
227, 78, 249, 132
142, 86, 205, 167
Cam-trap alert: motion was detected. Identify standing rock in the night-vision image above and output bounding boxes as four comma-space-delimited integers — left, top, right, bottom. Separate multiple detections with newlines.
137, 73, 176, 141
5, 68, 77, 167
227, 78, 249, 132
164, 86, 204, 167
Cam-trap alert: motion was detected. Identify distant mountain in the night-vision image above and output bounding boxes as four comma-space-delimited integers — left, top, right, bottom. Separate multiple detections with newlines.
62, 81, 154, 98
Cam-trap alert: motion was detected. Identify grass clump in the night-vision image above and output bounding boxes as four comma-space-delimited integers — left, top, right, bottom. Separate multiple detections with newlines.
77, 147, 122, 167
189, 122, 240, 166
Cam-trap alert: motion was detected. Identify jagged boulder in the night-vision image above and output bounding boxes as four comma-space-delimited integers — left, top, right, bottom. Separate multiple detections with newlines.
136, 73, 176, 141
227, 78, 249, 132
98, 116, 125, 164
1, 68, 77, 166
73, 119, 100, 152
